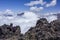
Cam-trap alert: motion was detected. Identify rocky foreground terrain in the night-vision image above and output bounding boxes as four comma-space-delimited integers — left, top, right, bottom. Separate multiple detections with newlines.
0, 18, 60, 40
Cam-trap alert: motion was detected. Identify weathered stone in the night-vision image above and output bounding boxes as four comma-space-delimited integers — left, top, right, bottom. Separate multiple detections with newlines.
24, 18, 60, 40
0, 18, 60, 40
0, 23, 22, 40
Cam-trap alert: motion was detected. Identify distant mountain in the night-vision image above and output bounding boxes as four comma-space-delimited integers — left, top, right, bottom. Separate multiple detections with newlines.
0, 18, 60, 40
17, 13, 24, 16
0, 23, 22, 40
53, 13, 60, 19
24, 18, 60, 40
3, 14, 13, 17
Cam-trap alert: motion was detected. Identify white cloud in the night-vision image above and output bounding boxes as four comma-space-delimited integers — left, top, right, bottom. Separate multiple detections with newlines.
0, 10, 39, 34
0, 9, 58, 34
45, 15, 57, 22
30, 6, 44, 11
25, 0, 57, 7
4, 9, 14, 14
24, 0, 57, 12
46, 0, 57, 7
40, 12, 58, 22
14, 11, 39, 33
0, 9, 15, 16
24, 0, 46, 6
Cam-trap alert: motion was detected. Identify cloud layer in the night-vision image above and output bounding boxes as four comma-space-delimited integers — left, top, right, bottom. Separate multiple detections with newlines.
0, 9, 58, 34
0, 9, 39, 34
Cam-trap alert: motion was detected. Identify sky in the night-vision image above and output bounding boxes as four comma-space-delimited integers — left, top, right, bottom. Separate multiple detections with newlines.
0, 0, 60, 12
0, 0, 60, 34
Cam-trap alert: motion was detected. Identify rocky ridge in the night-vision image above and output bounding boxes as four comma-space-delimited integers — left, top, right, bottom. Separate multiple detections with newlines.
24, 18, 60, 40
0, 18, 60, 40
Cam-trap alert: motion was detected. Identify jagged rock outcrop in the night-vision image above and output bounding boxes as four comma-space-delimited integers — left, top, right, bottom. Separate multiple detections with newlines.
0, 23, 22, 40
24, 18, 60, 40
0, 18, 60, 40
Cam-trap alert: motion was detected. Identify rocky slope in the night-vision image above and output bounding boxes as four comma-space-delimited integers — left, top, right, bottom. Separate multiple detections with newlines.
0, 18, 60, 40
24, 18, 60, 40
0, 23, 22, 40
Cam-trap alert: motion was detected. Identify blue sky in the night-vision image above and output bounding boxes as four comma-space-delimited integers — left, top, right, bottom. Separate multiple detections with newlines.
0, 0, 60, 12
0, 0, 20, 11
0, 0, 30, 11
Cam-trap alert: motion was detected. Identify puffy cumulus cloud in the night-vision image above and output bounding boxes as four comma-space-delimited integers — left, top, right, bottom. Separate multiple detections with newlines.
12, 11, 39, 33
25, 0, 57, 7
46, 0, 57, 7
40, 12, 58, 22
43, 12, 56, 16
24, 0, 46, 12
24, 0, 57, 12
0, 9, 17, 20
0, 11, 39, 34
45, 15, 57, 22
24, 0, 46, 6
23, 11, 38, 19
0, 9, 15, 16
4, 9, 14, 15
30, 6, 44, 11
0, 9, 58, 34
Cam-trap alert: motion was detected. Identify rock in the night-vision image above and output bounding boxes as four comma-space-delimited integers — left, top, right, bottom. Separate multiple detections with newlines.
0, 18, 60, 40
24, 18, 60, 40
0, 23, 22, 40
